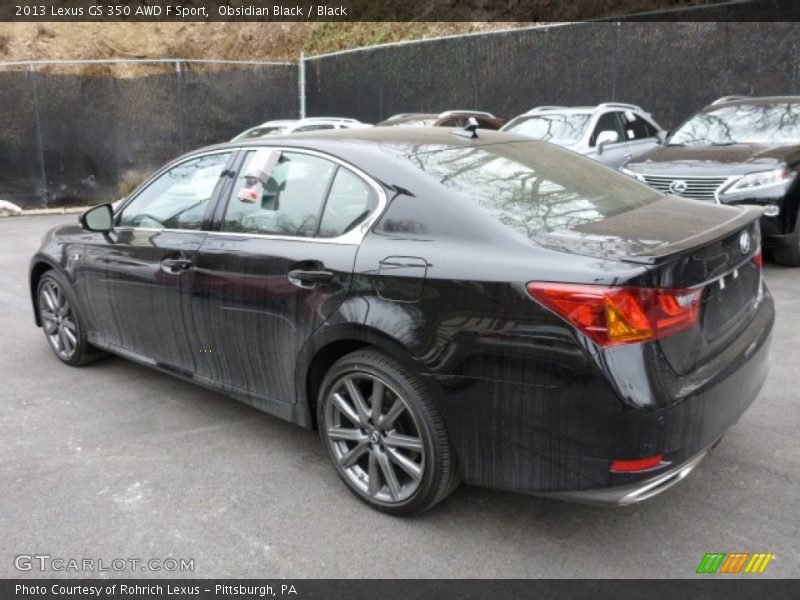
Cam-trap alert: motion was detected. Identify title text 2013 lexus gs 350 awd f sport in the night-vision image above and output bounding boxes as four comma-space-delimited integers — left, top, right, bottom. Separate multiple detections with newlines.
29, 128, 774, 514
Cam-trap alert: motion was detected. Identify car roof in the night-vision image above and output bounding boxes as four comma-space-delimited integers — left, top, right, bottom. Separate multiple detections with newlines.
380, 113, 439, 122
209, 126, 532, 161
521, 108, 594, 115
704, 95, 800, 110
524, 103, 648, 115
304, 116, 361, 122
255, 119, 297, 127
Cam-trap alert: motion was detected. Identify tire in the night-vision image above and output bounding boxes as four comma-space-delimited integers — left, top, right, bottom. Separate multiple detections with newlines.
773, 211, 800, 266
317, 349, 459, 515
37, 271, 107, 366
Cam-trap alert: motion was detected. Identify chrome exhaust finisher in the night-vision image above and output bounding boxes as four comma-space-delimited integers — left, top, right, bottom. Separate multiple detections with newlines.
541, 449, 709, 506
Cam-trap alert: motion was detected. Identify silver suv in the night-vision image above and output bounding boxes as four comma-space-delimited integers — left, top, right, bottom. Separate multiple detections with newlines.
501, 103, 665, 168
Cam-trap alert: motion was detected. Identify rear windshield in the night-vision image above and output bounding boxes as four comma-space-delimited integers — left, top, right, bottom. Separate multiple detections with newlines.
236, 126, 286, 140
409, 141, 661, 236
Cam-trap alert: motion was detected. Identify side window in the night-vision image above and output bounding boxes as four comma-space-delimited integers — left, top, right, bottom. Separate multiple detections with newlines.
621, 112, 658, 140
118, 153, 231, 230
222, 150, 336, 237
439, 117, 466, 127
589, 112, 624, 146
318, 168, 377, 238
293, 124, 336, 133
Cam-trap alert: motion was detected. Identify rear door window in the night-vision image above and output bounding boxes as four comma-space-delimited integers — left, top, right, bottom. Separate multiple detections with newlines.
222, 150, 336, 237
293, 124, 337, 133
622, 112, 659, 140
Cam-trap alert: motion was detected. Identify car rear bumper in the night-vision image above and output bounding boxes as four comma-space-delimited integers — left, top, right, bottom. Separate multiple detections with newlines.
541, 442, 713, 505
434, 288, 774, 500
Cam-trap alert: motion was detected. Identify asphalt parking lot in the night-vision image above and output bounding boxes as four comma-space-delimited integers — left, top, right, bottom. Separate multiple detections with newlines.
1, 214, 798, 579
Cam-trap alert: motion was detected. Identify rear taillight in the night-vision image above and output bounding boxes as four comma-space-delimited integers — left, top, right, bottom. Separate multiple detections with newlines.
752, 251, 763, 269
526, 282, 703, 348
610, 454, 664, 473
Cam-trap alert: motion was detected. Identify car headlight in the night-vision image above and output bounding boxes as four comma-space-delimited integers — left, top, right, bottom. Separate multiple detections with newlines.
721, 168, 795, 196
619, 166, 643, 181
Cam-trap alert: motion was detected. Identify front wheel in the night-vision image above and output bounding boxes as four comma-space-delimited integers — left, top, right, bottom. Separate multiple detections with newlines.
317, 349, 459, 515
37, 271, 106, 366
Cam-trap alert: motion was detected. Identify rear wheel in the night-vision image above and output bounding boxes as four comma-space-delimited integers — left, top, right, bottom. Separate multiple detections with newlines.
37, 271, 106, 366
317, 349, 458, 515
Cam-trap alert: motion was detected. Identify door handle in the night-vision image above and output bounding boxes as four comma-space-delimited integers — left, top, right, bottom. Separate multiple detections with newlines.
287, 269, 334, 289
160, 258, 193, 274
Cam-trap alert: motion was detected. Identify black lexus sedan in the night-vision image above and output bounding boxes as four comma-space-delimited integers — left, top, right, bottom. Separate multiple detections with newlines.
29, 127, 774, 514
621, 96, 800, 266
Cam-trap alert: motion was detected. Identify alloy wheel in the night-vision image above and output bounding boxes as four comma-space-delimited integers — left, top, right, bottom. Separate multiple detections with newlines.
39, 279, 78, 360
324, 373, 425, 504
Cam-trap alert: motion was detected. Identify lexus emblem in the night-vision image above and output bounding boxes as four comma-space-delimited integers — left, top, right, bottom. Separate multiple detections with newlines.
739, 231, 752, 255
669, 180, 688, 194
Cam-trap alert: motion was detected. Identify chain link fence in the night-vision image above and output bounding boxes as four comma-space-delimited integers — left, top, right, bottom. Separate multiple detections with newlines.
0, 60, 298, 209
2, 17, 799, 210
304, 21, 800, 130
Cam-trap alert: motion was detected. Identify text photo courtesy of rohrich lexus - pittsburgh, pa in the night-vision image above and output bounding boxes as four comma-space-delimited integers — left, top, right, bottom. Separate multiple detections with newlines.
0, 0, 799, 598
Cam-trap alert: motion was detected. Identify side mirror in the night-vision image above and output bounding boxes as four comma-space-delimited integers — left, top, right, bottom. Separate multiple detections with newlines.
80, 203, 114, 233
656, 130, 669, 144
595, 130, 620, 155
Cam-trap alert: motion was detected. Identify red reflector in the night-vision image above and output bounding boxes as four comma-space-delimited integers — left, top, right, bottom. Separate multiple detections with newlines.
752, 252, 763, 268
526, 283, 703, 348
610, 455, 664, 472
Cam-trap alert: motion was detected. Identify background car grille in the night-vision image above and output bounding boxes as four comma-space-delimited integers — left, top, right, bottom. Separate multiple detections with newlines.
640, 175, 729, 200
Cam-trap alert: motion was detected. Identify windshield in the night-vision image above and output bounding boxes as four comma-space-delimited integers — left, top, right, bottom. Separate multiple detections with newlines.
409, 141, 660, 237
669, 102, 800, 146
502, 113, 591, 146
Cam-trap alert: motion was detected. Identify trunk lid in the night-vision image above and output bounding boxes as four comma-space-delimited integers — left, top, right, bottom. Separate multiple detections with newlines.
531, 196, 762, 264
533, 197, 764, 373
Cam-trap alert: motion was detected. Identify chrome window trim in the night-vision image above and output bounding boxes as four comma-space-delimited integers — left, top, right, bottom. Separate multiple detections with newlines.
115, 145, 388, 246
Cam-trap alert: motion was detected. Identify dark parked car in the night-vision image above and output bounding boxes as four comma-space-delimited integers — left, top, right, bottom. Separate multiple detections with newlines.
30, 128, 773, 515
622, 96, 800, 265
376, 110, 506, 129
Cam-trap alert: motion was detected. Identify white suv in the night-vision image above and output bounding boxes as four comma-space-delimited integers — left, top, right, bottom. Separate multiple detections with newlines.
232, 117, 371, 141
501, 103, 665, 168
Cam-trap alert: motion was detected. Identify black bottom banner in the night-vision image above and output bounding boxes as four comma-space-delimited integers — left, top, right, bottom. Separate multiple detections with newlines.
2, 579, 796, 600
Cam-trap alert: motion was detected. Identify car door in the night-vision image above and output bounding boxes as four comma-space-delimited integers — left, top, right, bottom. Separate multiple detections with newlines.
618, 111, 663, 161
79, 150, 235, 372
586, 111, 630, 168
191, 148, 382, 404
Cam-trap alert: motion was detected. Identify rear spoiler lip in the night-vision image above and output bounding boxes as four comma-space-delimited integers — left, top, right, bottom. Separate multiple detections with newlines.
618, 205, 764, 265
